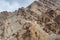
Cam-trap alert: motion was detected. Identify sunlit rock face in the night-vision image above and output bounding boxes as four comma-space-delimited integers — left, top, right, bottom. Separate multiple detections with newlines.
0, 0, 60, 40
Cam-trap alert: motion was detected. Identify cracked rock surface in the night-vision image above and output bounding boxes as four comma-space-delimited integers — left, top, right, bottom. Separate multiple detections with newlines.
0, 0, 60, 40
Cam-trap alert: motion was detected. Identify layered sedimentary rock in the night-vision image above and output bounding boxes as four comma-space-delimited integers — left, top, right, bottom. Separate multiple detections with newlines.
0, 0, 60, 40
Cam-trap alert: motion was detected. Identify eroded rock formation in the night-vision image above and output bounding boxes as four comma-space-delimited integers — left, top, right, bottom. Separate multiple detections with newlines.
0, 0, 60, 40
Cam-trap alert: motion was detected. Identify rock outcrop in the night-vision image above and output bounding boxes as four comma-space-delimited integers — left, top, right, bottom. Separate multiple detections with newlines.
0, 0, 60, 40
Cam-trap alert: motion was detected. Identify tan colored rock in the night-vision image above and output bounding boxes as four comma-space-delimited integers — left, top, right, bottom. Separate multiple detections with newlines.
0, 0, 60, 40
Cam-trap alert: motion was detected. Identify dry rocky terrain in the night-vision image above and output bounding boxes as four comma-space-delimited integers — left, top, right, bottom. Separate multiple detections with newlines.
0, 0, 60, 40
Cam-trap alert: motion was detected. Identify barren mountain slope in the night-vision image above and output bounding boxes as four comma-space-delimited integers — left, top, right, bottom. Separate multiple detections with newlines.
0, 0, 60, 40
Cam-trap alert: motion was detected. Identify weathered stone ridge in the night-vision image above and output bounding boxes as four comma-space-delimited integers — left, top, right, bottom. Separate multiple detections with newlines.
0, 0, 60, 40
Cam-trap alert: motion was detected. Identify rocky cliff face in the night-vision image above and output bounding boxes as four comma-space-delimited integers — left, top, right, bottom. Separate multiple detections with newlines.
0, 0, 60, 40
